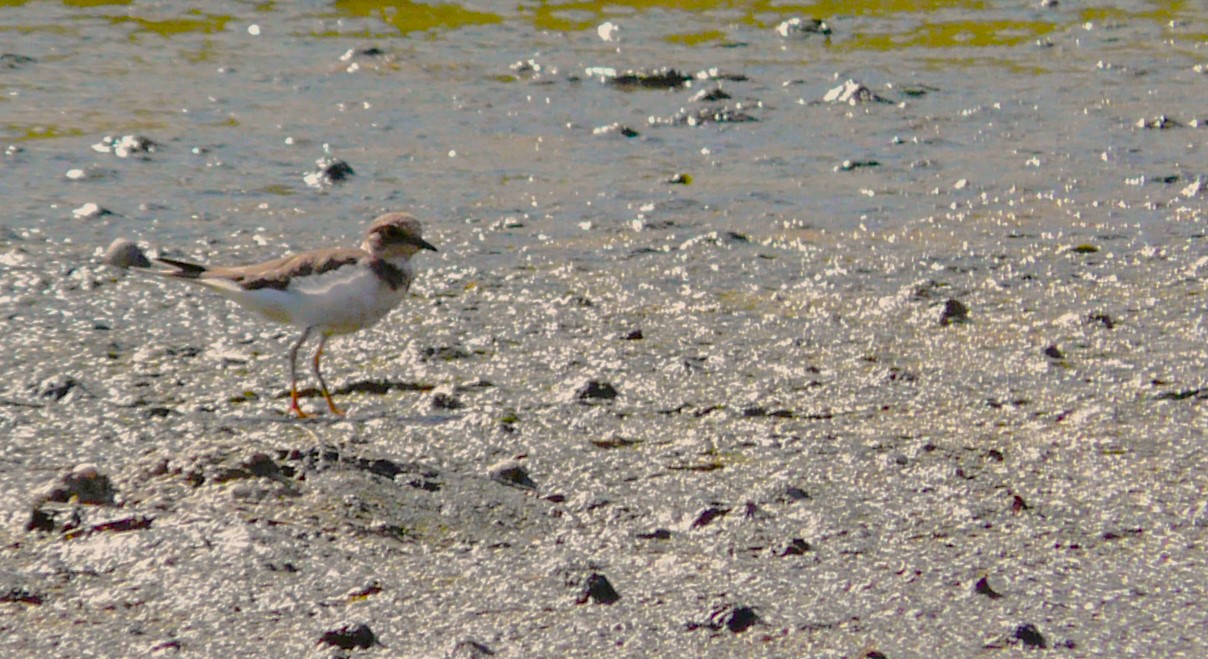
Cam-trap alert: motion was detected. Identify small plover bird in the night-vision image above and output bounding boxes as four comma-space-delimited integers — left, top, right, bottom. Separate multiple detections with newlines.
138, 212, 437, 417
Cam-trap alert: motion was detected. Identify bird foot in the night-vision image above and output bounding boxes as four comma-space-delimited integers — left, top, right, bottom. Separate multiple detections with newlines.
289, 391, 311, 419
322, 391, 346, 416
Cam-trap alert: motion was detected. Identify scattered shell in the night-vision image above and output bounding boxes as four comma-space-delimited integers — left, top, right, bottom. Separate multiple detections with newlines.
775, 17, 831, 38
824, 79, 887, 105
92, 134, 158, 158
73, 203, 112, 219
597, 21, 620, 42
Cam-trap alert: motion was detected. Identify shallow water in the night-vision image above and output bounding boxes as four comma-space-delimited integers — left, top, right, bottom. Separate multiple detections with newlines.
2, 1, 1207, 656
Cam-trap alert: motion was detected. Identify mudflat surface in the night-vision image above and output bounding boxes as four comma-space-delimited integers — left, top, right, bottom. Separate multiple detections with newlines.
2, 1, 1206, 656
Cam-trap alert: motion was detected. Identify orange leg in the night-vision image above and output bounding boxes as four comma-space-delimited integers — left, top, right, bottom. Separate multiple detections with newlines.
287, 327, 314, 418
312, 333, 345, 416
288, 388, 310, 419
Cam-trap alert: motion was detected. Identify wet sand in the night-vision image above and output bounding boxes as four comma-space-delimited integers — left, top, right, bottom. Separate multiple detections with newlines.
2, 1, 1207, 656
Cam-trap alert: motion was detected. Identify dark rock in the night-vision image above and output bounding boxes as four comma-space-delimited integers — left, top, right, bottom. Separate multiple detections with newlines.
742, 501, 767, 519
939, 298, 969, 326
0, 587, 43, 605
1014, 623, 1046, 648
449, 639, 496, 657
775, 17, 831, 37
783, 486, 810, 502
144, 406, 173, 419
38, 464, 116, 506
911, 278, 946, 299
590, 436, 641, 449
304, 155, 355, 187
1102, 528, 1143, 541
421, 344, 473, 361
33, 375, 80, 401
777, 538, 812, 556
577, 573, 621, 605
1043, 344, 1065, 359
165, 345, 203, 358
0, 53, 37, 70
332, 379, 431, 395
490, 461, 536, 490
1087, 312, 1114, 329
431, 389, 464, 410
605, 66, 691, 90
1154, 388, 1208, 401
576, 380, 618, 401
592, 122, 640, 138
92, 134, 158, 158
705, 605, 761, 633
25, 508, 56, 533
79, 515, 153, 536
690, 86, 732, 102
319, 158, 354, 180
359, 458, 408, 479
317, 623, 379, 650
690, 505, 730, 529
242, 452, 280, 478
637, 528, 672, 540
102, 238, 151, 269
278, 446, 440, 489
974, 576, 1003, 599
837, 159, 881, 171
620, 328, 643, 340
655, 105, 757, 127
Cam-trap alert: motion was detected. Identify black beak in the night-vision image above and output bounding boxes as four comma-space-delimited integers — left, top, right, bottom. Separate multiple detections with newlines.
414, 237, 438, 252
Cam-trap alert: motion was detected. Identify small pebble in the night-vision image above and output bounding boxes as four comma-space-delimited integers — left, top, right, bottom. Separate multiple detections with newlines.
1014, 623, 1046, 648
939, 298, 969, 326
577, 573, 621, 605
775, 17, 831, 38
576, 380, 618, 401
974, 576, 1003, 599
72, 203, 112, 219
449, 639, 496, 658
490, 461, 536, 490
317, 623, 378, 650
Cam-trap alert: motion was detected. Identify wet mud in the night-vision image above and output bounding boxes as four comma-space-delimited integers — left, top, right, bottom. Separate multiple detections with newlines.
2, 1, 1207, 656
